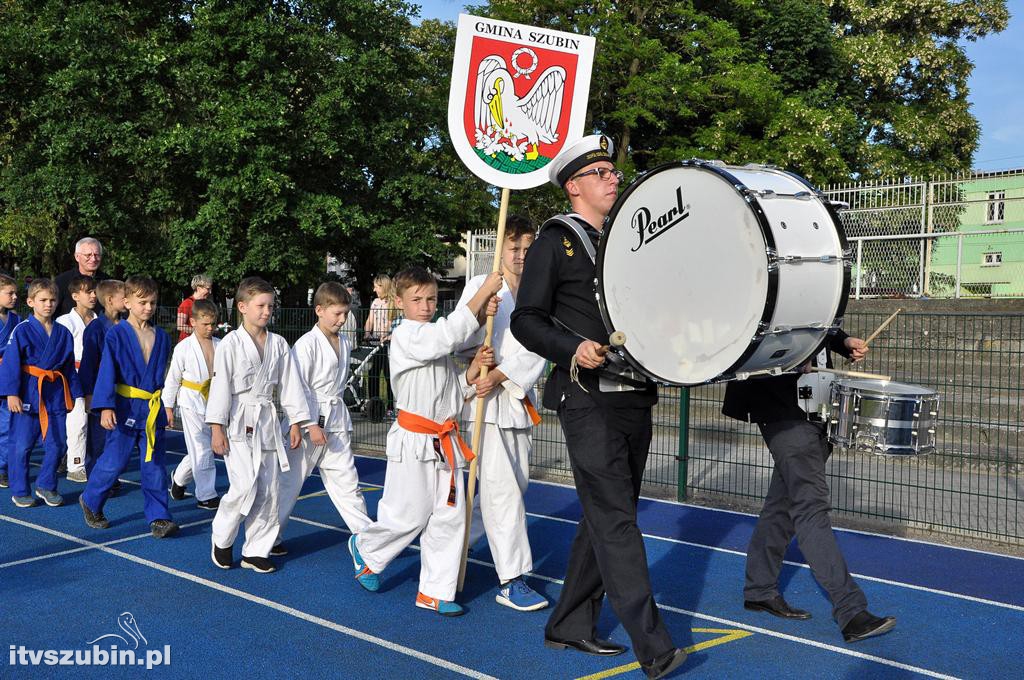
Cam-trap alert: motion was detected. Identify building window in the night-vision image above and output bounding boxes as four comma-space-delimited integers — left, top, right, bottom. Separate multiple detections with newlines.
986, 191, 1005, 223
982, 252, 1002, 267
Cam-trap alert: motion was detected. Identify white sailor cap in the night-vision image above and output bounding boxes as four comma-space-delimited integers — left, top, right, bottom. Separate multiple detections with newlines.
548, 134, 615, 187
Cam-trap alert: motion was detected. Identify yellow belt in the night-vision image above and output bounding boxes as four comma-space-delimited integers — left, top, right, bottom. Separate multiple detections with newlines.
115, 384, 162, 462
181, 378, 211, 401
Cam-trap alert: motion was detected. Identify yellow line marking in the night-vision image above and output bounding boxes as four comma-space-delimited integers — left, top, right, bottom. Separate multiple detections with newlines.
574, 628, 753, 680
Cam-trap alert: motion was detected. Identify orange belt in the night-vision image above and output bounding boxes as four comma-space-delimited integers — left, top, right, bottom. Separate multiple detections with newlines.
22, 365, 73, 440
522, 395, 542, 426
75, 361, 81, 369
397, 410, 475, 507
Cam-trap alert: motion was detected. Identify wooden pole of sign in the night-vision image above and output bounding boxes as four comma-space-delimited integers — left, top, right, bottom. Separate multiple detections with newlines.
457, 187, 511, 592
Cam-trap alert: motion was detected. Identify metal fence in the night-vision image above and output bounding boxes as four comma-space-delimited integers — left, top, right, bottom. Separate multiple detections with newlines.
824, 169, 1024, 299
154, 299, 1024, 547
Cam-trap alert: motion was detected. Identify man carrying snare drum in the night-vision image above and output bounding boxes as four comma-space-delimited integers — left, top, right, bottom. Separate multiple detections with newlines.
511, 135, 687, 680
723, 332, 897, 643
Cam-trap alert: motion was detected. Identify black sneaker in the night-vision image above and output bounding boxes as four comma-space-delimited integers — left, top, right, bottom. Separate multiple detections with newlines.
270, 542, 288, 556
211, 543, 233, 570
196, 496, 220, 510
170, 481, 187, 501
57, 455, 68, 475
0, 471, 8, 488
241, 556, 277, 573
80, 496, 110, 529
150, 520, 179, 539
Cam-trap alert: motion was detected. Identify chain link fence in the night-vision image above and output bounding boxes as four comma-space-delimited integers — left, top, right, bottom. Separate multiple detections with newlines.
825, 169, 1024, 299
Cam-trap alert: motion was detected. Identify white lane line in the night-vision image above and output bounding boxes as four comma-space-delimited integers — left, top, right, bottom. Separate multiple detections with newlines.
286, 515, 960, 680
29, 461, 141, 486
523, 510, 1024, 613
0, 519, 214, 569
0, 514, 495, 680
167, 448, 1024, 611
350, 451, 1024, 562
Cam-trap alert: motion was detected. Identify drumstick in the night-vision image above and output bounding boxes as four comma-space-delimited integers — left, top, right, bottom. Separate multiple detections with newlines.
810, 366, 891, 381
863, 308, 902, 347
844, 308, 902, 366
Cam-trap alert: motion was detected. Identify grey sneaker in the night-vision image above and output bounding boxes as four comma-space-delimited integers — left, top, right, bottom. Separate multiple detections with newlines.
67, 469, 88, 483
35, 488, 64, 507
0, 471, 8, 488
80, 496, 110, 529
150, 520, 179, 539
12, 495, 36, 508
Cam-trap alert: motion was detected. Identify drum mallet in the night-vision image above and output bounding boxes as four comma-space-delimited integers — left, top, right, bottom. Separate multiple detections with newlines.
595, 331, 626, 357
811, 366, 891, 381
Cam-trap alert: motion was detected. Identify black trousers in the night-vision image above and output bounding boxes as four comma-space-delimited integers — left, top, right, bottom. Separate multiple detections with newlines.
547, 403, 674, 664
745, 420, 868, 628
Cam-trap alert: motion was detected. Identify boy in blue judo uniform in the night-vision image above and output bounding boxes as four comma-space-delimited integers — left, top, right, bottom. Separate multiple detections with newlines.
0, 273, 21, 489
0, 278, 82, 507
78, 279, 126, 480
80, 276, 178, 538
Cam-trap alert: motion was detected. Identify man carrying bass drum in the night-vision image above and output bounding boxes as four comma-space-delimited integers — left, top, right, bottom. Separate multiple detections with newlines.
723, 332, 897, 643
511, 134, 688, 680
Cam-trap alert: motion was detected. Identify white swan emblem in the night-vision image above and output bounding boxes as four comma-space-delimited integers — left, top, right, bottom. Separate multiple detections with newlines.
86, 612, 148, 649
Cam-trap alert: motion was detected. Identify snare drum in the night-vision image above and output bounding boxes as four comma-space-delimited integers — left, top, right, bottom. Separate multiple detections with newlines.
597, 161, 851, 386
827, 379, 940, 456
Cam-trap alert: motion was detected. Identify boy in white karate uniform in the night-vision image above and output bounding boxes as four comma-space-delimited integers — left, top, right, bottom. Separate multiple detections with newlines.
207, 277, 311, 574
349, 266, 502, 616
458, 216, 549, 612
274, 282, 371, 555
164, 298, 221, 509
55, 275, 96, 483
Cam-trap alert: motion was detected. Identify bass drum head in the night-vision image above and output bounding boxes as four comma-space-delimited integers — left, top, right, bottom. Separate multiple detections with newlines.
598, 162, 771, 385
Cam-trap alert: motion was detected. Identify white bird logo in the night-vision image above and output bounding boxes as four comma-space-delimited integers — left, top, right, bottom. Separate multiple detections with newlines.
475, 54, 566, 161
87, 612, 148, 649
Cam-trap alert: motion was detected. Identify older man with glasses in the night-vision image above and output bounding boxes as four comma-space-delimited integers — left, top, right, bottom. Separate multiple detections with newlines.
54, 237, 110, 316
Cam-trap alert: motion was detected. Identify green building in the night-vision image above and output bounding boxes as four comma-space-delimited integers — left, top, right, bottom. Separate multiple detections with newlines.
929, 169, 1024, 297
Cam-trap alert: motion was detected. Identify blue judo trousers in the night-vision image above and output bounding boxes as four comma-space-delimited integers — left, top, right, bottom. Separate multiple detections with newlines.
78, 315, 114, 477
81, 321, 172, 523
0, 310, 21, 474
0, 316, 82, 498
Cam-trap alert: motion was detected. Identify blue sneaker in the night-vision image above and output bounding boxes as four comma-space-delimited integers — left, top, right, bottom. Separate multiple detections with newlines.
496, 577, 549, 611
348, 535, 379, 592
415, 592, 464, 617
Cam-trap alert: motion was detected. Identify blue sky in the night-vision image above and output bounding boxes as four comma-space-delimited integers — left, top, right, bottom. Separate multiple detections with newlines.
414, 0, 1024, 172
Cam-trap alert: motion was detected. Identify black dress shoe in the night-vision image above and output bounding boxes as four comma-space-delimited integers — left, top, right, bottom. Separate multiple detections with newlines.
744, 595, 812, 620
641, 648, 688, 679
543, 636, 626, 656
842, 611, 896, 643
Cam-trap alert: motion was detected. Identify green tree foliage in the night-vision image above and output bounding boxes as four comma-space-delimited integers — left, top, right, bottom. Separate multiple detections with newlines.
476, 0, 1008, 210
0, 0, 494, 298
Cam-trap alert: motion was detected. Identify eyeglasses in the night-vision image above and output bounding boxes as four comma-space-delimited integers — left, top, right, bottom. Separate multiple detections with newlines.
569, 167, 624, 183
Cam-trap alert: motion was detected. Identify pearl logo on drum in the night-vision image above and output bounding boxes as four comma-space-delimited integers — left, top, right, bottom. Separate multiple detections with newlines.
630, 186, 690, 252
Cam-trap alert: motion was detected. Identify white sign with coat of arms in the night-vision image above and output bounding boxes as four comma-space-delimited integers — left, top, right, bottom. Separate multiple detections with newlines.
447, 14, 596, 190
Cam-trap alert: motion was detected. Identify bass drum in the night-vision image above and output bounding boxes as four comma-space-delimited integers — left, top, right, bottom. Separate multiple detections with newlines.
597, 161, 851, 385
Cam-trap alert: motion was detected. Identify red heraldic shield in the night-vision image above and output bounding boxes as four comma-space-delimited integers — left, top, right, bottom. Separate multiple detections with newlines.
448, 15, 595, 190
